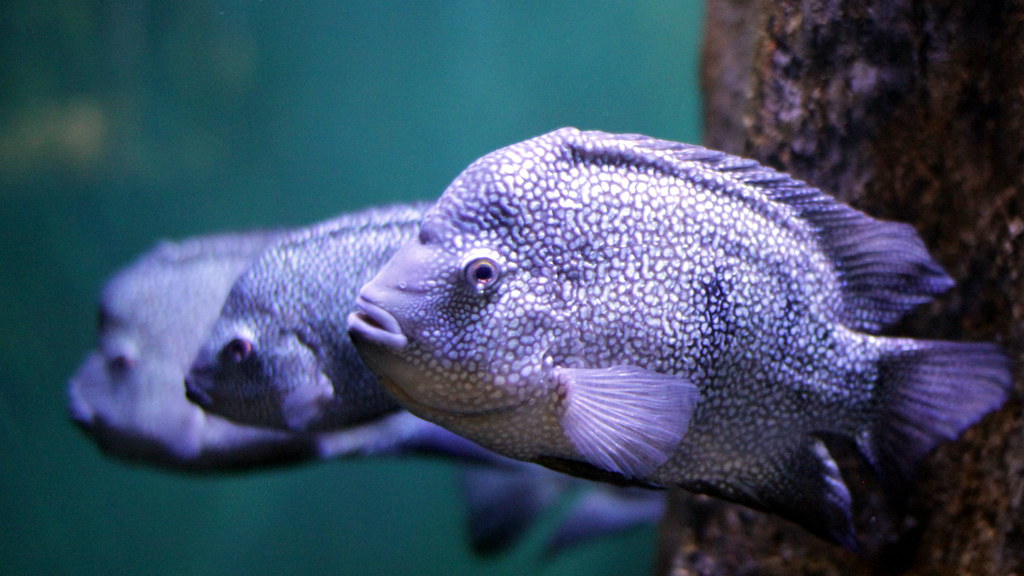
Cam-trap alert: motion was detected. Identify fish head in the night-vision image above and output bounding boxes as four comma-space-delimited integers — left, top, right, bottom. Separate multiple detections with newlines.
349, 130, 584, 434
69, 299, 205, 463
185, 290, 334, 432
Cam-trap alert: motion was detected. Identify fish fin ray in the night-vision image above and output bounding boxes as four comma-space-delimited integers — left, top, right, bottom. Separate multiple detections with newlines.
803, 214, 953, 332
557, 365, 699, 479
859, 340, 1011, 496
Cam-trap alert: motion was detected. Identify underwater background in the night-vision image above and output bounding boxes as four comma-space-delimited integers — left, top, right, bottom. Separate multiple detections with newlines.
0, 2, 703, 574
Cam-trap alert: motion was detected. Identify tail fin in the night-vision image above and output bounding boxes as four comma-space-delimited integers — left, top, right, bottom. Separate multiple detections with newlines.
859, 340, 1012, 495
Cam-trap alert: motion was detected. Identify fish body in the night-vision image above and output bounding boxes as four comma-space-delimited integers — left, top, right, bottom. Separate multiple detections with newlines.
349, 128, 1012, 547
185, 203, 429, 432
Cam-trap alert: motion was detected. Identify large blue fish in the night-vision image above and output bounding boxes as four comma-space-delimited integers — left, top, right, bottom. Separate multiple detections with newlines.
349, 128, 1012, 548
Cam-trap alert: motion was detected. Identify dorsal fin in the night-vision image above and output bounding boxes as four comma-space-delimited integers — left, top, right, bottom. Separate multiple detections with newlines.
561, 128, 954, 333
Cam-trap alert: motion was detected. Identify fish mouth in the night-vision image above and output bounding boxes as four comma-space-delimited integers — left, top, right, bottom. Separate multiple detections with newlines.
348, 296, 408, 351
183, 375, 215, 409
67, 386, 96, 431
66, 354, 101, 430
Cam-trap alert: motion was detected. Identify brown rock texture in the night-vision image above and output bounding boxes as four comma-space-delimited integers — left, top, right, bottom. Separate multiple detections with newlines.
658, 1, 1024, 574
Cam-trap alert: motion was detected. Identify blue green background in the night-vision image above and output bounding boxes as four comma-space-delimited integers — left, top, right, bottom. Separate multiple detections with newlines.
0, 2, 703, 574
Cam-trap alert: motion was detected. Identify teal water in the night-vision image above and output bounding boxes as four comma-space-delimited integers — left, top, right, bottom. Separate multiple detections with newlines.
0, 2, 703, 574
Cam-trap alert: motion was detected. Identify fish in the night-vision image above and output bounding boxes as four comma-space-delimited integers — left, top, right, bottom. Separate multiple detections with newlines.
184, 203, 429, 432
348, 127, 1013, 548
67, 222, 656, 554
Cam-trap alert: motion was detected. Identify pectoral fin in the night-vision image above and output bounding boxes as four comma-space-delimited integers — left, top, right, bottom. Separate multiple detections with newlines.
556, 365, 699, 479
281, 369, 334, 431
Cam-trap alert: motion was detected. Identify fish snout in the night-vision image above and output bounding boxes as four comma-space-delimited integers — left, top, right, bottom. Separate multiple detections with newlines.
66, 353, 104, 431
348, 293, 408, 351
67, 384, 96, 431
183, 374, 215, 409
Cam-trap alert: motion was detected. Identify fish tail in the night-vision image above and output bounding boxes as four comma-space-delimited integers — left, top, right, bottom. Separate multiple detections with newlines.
859, 339, 1012, 496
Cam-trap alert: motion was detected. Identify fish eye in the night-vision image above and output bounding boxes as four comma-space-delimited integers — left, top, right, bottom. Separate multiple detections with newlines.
462, 251, 503, 292
107, 354, 135, 372
224, 338, 254, 363
102, 337, 137, 374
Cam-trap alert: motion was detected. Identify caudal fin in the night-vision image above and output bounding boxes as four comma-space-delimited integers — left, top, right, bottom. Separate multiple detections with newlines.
859, 340, 1012, 496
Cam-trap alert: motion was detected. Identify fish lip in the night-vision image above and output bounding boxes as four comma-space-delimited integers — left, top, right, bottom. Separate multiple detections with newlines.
183, 376, 214, 409
348, 295, 408, 351
66, 354, 102, 429
67, 387, 95, 430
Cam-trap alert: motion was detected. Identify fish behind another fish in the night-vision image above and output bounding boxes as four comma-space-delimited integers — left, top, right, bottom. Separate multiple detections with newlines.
185, 203, 429, 432
349, 128, 1012, 548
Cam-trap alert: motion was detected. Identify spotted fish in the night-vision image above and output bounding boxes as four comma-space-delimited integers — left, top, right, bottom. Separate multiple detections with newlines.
348, 128, 1012, 547
185, 204, 429, 432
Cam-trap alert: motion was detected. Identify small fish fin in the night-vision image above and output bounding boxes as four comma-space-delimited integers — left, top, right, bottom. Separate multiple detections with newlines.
858, 340, 1012, 497
692, 437, 859, 550
391, 417, 507, 463
566, 130, 953, 332
533, 455, 660, 487
457, 463, 566, 555
281, 369, 335, 430
544, 486, 665, 555
557, 365, 699, 479
313, 417, 407, 458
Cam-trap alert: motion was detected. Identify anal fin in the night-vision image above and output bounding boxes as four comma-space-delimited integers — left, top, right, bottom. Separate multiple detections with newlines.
688, 436, 859, 550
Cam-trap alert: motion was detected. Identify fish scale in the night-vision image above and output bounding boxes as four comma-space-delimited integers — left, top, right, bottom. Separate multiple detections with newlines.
349, 128, 1011, 549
